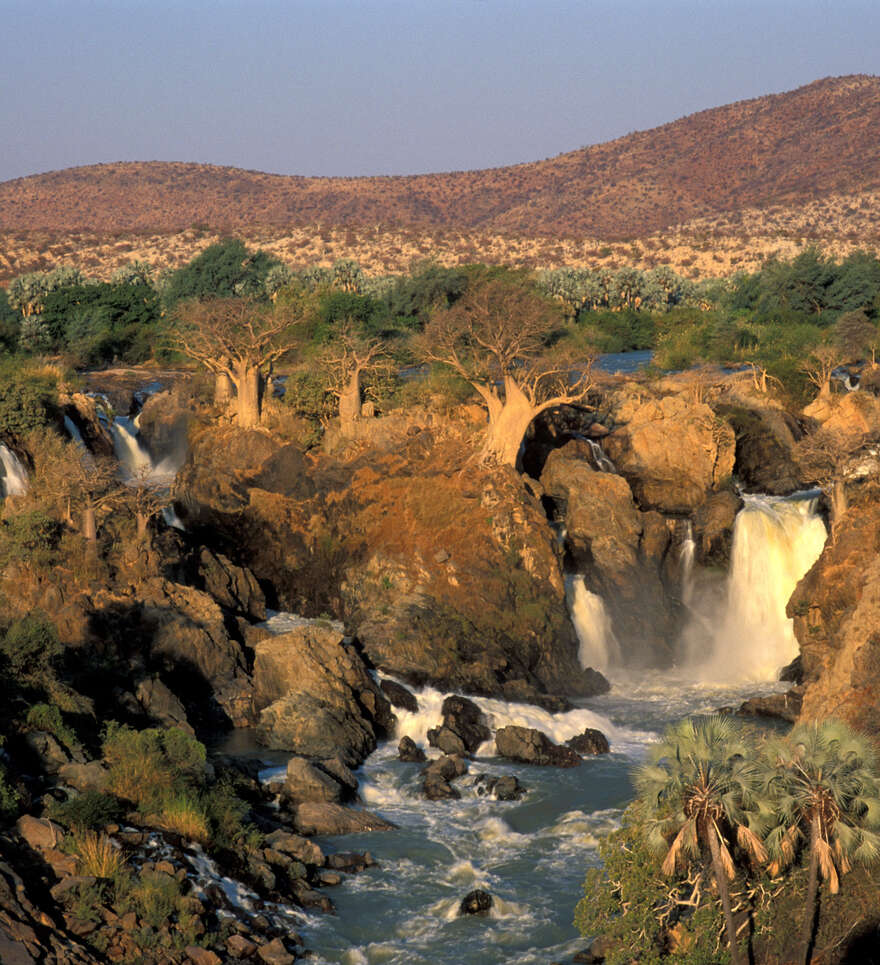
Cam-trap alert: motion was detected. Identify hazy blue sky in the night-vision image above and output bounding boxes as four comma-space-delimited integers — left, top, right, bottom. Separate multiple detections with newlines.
3, 0, 879, 183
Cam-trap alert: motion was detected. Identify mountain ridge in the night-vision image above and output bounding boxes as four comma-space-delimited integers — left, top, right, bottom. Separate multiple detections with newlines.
2, 74, 879, 241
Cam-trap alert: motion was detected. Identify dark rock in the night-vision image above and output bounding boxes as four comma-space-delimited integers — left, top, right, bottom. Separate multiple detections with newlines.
256, 937, 296, 965
199, 548, 267, 621
398, 736, 427, 763
22, 732, 70, 774
251, 444, 316, 499
422, 754, 467, 800
58, 761, 109, 793
426, 726, 467, 757
380, 679, 419, 713
495, 726, 582, 768
325, 852, 376, 873
283, 756, 357, 805
263, 830, 324, 866
779, 654, 803, 684
566, 728, 610, 756
738, 688, 803, 723
458, 889, 493, 917
439, 695, 491, 754
135, 675, 194, 734
474, 774, 526, 801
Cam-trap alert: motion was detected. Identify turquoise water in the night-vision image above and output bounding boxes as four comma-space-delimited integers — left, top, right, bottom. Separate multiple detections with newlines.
296, 674, 786, 965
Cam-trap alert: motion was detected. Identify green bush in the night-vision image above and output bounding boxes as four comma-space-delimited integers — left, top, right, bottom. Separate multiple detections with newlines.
0, 363, 57, 434
0, 615, 63, 688
102, 722, 206, 810
48, 791, 124, 831
0, 510, 63, 567
25, 702, 78, 748
0, 762, 20, 822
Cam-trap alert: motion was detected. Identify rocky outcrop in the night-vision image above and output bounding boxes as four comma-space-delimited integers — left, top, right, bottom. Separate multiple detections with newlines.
566, 728, 610, 756
426, 696, 491, 757
252, 621, 394, 766
494, 726, 581, 768
715, 403, 802, 494
177, 427, 604, 703
291, 803, 395, 836
541, 441, 677, 664
198, 548, 266, 621
603, 392, 735, 514
790, 481, 880, 738
136, 387, 194, 468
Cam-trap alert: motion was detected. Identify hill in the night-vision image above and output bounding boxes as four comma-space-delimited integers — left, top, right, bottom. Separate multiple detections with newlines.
2, 75, 879, 242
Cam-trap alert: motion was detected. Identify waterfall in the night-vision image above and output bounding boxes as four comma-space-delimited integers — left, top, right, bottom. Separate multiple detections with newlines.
679, 520, 695, 606
64, 415, 88, 451
687, 492, 827, 683
0, 444, 28, 497
565, 575, 620, 672
586, 439, 616, 473
111, 416, 154, 479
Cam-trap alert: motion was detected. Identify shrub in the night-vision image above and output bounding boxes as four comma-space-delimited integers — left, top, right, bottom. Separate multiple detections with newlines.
125, 870, 183, 929
70, 829, 126, 879
0, 761, 20, 822
0, 361, 57, 434
103, 723, 206, 810
25, 703, 77, 748
0, 510, 63, 567
0, 614, 62, 688
48, 791, 124, 831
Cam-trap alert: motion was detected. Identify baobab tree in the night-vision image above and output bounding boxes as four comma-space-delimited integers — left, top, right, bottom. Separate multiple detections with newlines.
421, 278, 595, 466
176, 298, 299, 428
321, 326, 389, 435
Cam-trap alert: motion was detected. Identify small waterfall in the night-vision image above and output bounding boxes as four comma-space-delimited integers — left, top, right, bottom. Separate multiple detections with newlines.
63, 415, 87, 451
587, 439, 616, 473
111, 416, 154, 479
0, 444, 28, 497
565, 575, 620, 673
688, 492, 827, 683
679, 520, 695, 606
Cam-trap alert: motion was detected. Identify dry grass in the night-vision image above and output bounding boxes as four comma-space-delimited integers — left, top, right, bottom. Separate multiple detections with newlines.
71, 830, 126, 879
156, 796, 209, 844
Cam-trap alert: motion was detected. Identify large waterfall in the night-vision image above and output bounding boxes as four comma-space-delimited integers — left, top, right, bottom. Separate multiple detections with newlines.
0, 444, 28, 497
686, 492, 827, 683
565, 575, 620, 672
110, 416, 154, 479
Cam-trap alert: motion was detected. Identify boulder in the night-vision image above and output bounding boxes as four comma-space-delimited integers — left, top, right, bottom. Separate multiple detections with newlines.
22, 733, 70, 774
422, 754, 467, 800
693, 490, 743, 566
716, 404, 802, 494
253, 621, 394, 767
436, 695, 491, 754
291, 803, 395, 836
603, 394, 735, 513
566, 728, 610, 756
198, 548, 266, 621
15, 816, 65, 851
474, 774, 526, 801
282, 757, 357, 805
135, 676, 194, 734
263, 830, 324, 867
494, 726, 581, 768
380, 679, 419, 713
459, 889, 493, 917
426, 726, 467, 757
738, 690, 803, 723
398, 736, 427, 763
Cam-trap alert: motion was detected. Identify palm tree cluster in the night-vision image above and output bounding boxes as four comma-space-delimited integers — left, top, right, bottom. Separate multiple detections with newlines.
637, 716, 880, 965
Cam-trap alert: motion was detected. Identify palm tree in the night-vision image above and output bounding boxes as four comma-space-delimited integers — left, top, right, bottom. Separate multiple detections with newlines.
762, 720, 880, 965
637, 715, 767, 965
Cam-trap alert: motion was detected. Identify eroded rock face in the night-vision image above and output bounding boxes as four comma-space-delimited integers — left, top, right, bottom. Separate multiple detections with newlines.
716, 403, 802, 495
252, 622, 394, 766
177, 427, 601, 703
603, 394, 735, 514
790, 484, 880, 738
541, 441, 677, 664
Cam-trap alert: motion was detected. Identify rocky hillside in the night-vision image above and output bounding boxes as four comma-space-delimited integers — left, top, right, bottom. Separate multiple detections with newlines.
2, 75, 879, 241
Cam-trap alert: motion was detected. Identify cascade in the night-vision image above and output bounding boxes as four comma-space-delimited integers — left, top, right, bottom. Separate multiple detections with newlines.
679, 519, 695, 606
63, 415, 88, 451
0, 444, 28, 497
687, 492, 827, 683
565, 575, 620, 672
111, 416, 154, 478
586, 439, 616, 473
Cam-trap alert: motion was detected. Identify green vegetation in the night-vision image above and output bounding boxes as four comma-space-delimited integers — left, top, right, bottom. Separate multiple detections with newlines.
577, 716, 880, 965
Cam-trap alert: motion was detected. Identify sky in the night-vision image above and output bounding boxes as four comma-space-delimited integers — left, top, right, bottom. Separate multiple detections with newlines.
3, 0, 880, 184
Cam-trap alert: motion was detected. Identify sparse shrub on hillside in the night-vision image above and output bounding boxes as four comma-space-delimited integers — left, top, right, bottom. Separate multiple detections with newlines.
0, 614, 63, 689
0, 361, 58, 435
0, 510, 63, 567
48, 791, 124, 831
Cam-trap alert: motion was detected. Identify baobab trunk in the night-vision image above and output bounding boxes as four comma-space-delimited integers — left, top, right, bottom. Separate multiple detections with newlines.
339, 368, 362, 436
831, 476, 848, 529
82, 505, 97, 554
234, 362, 262, 429
214, 371, 234, 407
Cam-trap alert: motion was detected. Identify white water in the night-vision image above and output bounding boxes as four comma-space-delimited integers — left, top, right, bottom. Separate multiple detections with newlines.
586, 439, 615, 473
565, 576, 620, 673
684, 492, 827, 682
0, 444, 28, 497
111, 416, 154, 478
680, 519, 696, 606
63, 415, 87, 451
